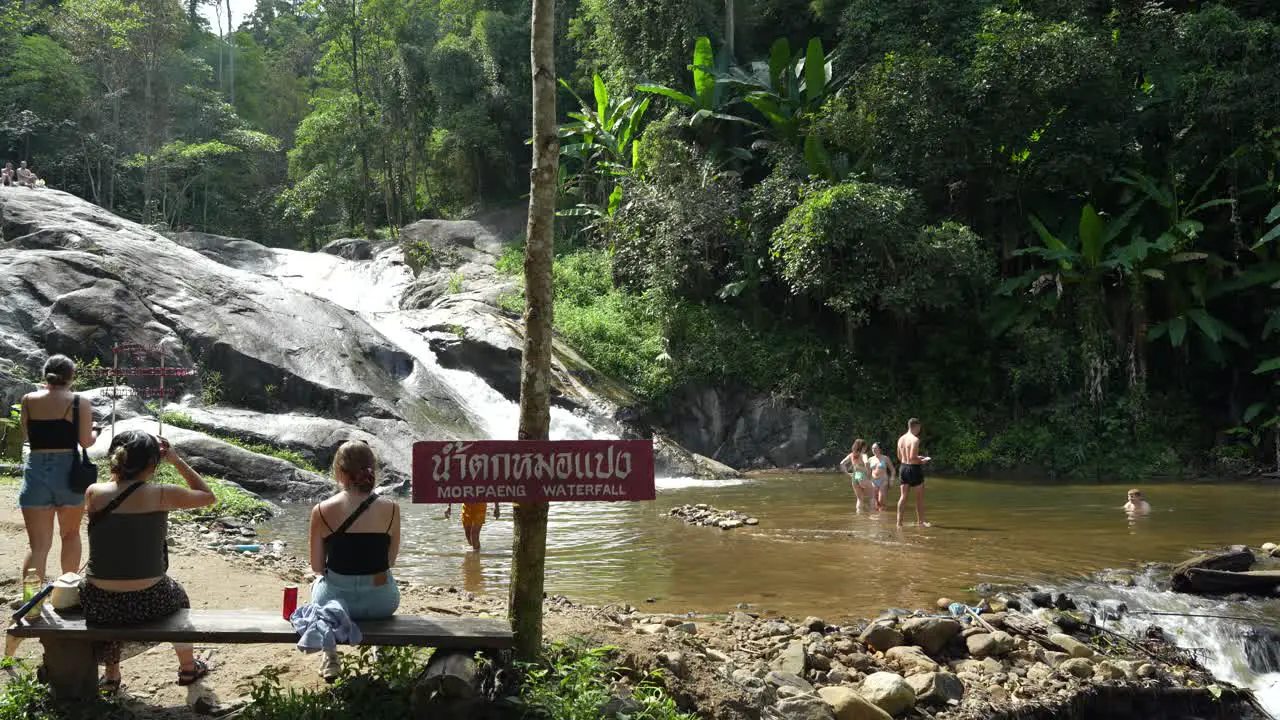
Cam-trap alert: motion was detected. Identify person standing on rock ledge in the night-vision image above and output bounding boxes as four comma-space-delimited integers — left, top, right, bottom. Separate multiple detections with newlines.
896, 418, 931, 528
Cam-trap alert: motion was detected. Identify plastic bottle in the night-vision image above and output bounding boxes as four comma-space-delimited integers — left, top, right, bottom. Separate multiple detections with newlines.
22, 568, 44, 618
230, 544, 262, 553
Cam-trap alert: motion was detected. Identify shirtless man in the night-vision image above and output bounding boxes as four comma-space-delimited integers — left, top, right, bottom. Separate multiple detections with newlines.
896, 418, 931, 528
16, 161, 37, 188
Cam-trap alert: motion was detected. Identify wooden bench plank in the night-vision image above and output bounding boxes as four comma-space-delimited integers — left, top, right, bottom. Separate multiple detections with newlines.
8, 609, 513, 650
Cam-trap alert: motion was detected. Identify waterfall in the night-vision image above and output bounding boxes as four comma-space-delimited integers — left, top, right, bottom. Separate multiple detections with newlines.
1047, 570, 1280, 716
260, 245, 612, 442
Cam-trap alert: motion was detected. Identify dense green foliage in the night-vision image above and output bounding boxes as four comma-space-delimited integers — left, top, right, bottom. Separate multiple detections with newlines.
6, 0, 1280, 476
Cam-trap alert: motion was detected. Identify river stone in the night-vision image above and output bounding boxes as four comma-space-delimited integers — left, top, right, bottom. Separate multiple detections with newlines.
1137, 663, 1157, 678
859, 624, 905, 652
805, 616, 827, 632
858, 672, 915, 716
765, 671, 814, 694
884, 646, 939, 674
818, 686, 892, 720
1043, 651, 1068, 667
771, 640, 807, 676
966, 631, 1015, 659
1026, 663, 1054, 683
672, 622, 697, 634
902, 617, 961, 656
657, 651, 687, 679
1048, 633, 1094, 659
1093, 661, 1126, 681
1059, 658, 1094, 678
774, 694, 837, 720
905, 671, 963, 705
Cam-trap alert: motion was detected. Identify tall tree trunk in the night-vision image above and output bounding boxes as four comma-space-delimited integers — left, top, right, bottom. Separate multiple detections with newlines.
226, 0, 235, 105
349, 0, 375, 239
509, 0, 557, 664
724, 0, 735, 60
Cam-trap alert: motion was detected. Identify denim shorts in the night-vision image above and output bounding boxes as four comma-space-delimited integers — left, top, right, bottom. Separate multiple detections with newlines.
312, 570, 400, 621
19, 452, 84, 508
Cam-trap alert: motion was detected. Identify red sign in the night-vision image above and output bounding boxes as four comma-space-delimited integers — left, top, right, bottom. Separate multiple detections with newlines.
412, 440, 656, 504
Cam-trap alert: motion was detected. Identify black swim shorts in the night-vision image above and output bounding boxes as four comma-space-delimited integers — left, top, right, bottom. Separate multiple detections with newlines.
901, 464, 925, 487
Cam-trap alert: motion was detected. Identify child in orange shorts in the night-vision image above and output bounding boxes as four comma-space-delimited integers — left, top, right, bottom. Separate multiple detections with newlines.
445, 502, 499, 551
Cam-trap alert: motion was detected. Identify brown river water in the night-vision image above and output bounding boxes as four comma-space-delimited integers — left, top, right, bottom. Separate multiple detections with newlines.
262, 474, 1280, 619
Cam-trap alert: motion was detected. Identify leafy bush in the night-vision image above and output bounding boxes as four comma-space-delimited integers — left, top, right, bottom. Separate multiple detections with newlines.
512, 641, 694, 720
0, 658, 131, 719
239, 647, 428, 720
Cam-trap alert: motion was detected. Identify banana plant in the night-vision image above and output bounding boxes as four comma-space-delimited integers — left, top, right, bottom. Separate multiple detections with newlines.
637, 36, 747, 129
709, 36, 850, 179
557, 74, 650, 225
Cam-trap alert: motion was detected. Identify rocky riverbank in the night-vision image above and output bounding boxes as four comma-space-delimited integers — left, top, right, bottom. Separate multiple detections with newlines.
668, 504, 760, 530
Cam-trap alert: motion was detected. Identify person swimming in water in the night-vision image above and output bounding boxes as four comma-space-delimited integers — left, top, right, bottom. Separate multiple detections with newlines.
839, 438, 870, 512
1123, 489, 1151, 515
869, 442, 895, 512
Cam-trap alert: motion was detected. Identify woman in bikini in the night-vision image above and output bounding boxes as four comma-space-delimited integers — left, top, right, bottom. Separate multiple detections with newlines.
839, 438, 870, 512
868, 442, 895, 512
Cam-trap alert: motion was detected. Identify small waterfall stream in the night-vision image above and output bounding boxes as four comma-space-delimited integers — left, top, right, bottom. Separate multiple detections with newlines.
1045, 571, 1280, 716
261, 245, 609, 441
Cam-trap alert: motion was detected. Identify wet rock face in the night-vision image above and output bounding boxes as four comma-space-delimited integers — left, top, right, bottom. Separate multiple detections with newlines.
1243, 626, 1280, 674
0, 189, 475, 445
649, 385, 829, 469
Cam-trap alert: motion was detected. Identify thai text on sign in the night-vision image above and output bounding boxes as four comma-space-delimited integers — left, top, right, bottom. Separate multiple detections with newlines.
411, 440, 656, 503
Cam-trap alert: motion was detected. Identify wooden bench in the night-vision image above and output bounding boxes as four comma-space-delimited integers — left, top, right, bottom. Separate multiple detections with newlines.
7, 606, 514, 700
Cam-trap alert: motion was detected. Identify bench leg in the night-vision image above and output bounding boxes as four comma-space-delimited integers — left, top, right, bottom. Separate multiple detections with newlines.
39, 638, 97, 700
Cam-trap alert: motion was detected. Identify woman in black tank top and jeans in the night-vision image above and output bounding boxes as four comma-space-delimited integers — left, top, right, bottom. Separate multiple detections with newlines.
17, 355, 98, 584
309, 440, 401, 679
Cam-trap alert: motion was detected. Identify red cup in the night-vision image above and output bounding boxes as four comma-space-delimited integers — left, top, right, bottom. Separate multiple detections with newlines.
282, 584, 298, 621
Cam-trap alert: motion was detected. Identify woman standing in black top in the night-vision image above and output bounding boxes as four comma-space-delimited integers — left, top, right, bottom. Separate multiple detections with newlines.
17, 355, 98, 582
308, 440, 401, 680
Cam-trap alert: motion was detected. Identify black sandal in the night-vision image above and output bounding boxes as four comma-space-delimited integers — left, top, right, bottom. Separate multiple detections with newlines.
99, 678, 122, 697
177, 659, 212, 686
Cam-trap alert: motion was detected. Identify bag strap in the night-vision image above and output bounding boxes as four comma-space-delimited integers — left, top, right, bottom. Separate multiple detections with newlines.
71, 395, 80, 438
88, 482, 144, 533
331, 494, 378, 537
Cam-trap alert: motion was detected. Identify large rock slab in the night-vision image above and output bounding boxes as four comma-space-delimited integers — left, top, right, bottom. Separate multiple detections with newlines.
94, 418, 330, 499
0, 189, 475, 444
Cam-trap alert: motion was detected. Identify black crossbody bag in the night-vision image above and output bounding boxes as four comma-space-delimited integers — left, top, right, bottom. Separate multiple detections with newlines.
67, 396, 97, 493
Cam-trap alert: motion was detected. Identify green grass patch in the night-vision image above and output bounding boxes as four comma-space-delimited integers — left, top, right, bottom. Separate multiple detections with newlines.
0, 657, 131, 719
0, 474, 18, 486
158, 411, 321, 473
93, 464, 272, 522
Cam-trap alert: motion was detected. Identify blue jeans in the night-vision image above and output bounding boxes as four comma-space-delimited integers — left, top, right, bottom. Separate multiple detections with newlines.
19, 452, 83, 508
312, 570, 400, 621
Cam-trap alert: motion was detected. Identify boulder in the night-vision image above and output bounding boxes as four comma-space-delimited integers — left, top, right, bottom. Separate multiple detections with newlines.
966, 631, 1015, 659
320, 237, 375, 261
904, 672, 963, 705
858, 672, 915, 716
657, 651, 687, 679
774, 695, 837, 720
902, 617, 962, 656
805, 616, 827, 632
94, 418, 328, 499
1026, 663, 1054, 683
818, 686, 892, 720
859, 624, 905, 652
1047, 633, 1094, 659
884, 646, 939, 674
1093, 660, 1125, 681
1059, 658, 1094, 679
